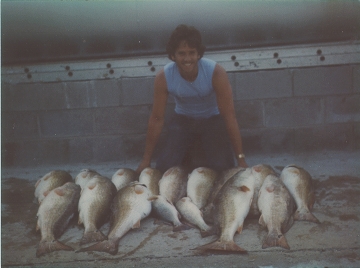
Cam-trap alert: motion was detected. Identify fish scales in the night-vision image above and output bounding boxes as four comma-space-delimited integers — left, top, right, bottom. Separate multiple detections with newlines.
75, 169, 101, 190
176, 197, 215, 237
111, 168, 137, 191
280, 165, 320, 224
34, 170, 73, 204
187, 167, 217, 209
195, 168, 255, 252
36, 182, 80, 257
78, 175, 117, 245
139, 167, 162, 196
159, 166, 188, 204
77, 183, 152, 255
257, 174, 295, 249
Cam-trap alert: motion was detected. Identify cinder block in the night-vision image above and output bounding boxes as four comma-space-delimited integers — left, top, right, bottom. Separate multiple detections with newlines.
95, 106, 150, 135
1, 82, 66, 111
68, 138, 94, 164
294, 124, 353, 152
39, 110, 94, 137
264, 97, 325, 127
234, 100, 264, 128
63, 80, 121, 108
227, 72, 236, 93
92, 79, 121, 107
121, 77, 155, 106
241, 128, 294, 154
92, 136, 125, 163
354, 122, 360, 150
2, 139, 70, 167
354, 65, 360, 92
241, 129, 262, 154
63, 81, 93, 108
294, 65, 352, 96
233, 69, 292, 100
2, 111, 39, 141
326, 94, 360, 123
122, 134, 146, 161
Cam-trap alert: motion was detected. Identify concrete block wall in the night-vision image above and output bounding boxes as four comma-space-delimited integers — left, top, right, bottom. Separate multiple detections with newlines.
2, 64, 360, 167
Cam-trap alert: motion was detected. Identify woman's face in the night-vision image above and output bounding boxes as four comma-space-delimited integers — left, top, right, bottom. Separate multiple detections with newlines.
171, 40, 200, 81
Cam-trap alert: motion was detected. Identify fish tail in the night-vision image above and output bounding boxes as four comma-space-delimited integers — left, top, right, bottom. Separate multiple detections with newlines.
194, 240, 247, 253
294, 210, 321, 224
80, 230, 107, 246
173, 223, 192, 232
36, 240, 74, 257
77, 239, 118, 255
262, 232, 290, 250
200, 225, 218, 238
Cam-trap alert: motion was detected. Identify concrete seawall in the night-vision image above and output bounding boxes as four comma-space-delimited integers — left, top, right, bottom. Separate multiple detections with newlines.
2, 43, 360, 167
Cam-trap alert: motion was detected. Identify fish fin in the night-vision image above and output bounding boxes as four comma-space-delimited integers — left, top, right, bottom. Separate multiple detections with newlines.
166, 199, 174, 206
194, 240, 247, 253
259, 215, 266, 227
253, 165, 262, 173
77, 239, 118, 255
36, 240, 74, 257
87, 182, 97, 190
80, 230, 107, 246
132, 220, 141, 229
200, 225, 218, 238
238, 185, 250, 192
294, 210, 321, 224
173, 223, 192, 232
36, 223, 40, 232
164, 169, 172, 177
237, 224, 243, 234
148, 196, 159, 202
35, 179, 41, 188
43, 174, 51, 181
134, 185, 144, 194
54, 188, 65, 196
43, 190, 51, 197
117, 169, 125, 176
289, 168, 300, 175
266, 186, 274, 193
262, 232, 290, 250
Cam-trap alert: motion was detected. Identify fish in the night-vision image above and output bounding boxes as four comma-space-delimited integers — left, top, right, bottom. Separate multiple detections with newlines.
139, 167, 162, 196
34, 170, 73, 204
176, 197, 215, 237
111, 168, 137, 191
77, 182, 152, 255
159, 166, 188, 204
195, 169, 255, 252
36, 182, 81, 257
78, 175, 117, 245
149, 195, 190, 231
75, 169, 101, 190
187, 167, 218, 209
248, 164, 277, 217
202, 167, 246, 223
280, 165, 320, 224
257, 174, 295, 250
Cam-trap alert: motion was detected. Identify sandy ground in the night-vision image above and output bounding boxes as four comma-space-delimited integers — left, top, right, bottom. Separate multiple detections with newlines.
1, 150, 360, 268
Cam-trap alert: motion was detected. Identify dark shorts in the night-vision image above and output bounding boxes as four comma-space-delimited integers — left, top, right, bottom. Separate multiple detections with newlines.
155, 113, 235, 173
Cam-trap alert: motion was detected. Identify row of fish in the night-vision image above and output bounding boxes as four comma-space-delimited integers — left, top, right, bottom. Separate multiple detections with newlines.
33, 163, 320, 257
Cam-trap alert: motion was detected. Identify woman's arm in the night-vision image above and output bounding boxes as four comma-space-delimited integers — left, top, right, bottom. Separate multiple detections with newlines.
212, 64, 248, 168
136, 69, 169, 173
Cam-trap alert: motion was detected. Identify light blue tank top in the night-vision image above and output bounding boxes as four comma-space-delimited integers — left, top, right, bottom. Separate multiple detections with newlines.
164, 58, 220, 119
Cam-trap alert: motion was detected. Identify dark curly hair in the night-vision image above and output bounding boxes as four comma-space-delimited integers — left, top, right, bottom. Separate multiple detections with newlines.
166, 24, 206, 61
